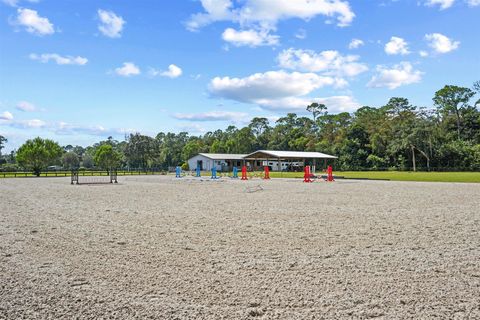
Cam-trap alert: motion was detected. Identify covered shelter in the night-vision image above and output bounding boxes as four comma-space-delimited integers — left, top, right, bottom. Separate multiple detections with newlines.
243, 150, 337, 172
187, 153, 246, 172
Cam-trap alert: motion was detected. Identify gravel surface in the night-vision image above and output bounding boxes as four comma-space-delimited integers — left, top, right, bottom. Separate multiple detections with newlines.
1, 175, 479, 319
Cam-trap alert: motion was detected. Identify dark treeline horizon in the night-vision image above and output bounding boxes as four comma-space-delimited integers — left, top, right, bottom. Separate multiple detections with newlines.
1, 83, 480, 172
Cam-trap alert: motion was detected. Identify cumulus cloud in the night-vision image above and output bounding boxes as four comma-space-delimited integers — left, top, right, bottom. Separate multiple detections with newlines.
150, 64, 183, 78
348, 38, 364, 49
29, 53, 88, 65
424, 0, 455, 9
13, 8, 54, 36
98, 9, 125, 38
277, 48, 368, 78
186, 0, 355, 43
173, 111, 248, 121
207, 70, 357, 113
209, 70, 344, 103
222, 28, 279, 47
114, 62, 140, 77
0, 111, 14, 121
16, 101, 36, 112
368, 62, 423, 89
425, 33, 460, 54
384, 36, 410, 55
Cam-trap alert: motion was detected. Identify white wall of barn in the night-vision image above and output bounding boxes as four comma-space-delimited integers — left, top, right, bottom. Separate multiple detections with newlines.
187, 155, 215, 171
188, 155, 242, 171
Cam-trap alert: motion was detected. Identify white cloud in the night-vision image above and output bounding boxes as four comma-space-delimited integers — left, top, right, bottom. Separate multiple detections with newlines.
467, 0, 480, 6
13, 8, 54, 36
384, 36, 410, 55
295, 28, 307, 39
425, 0, 455, 9
11, 119, 46, 128
425, 33, 460, 54
2, 0, 38, 7
207, 70, 357, 113
149, 64, 183, 78
277, 48, 368, 77
97, 9, 125, 38
29, 53, 88, 65
173, 111, 248, 121
419, 50, 429, 57
222, 28, 279, 47
256, 95, 360, 113
0, 111, 14, 121
348, 38, 364, 49
368, 62, 423, 89
209, 70, 344, 103
186, 0, 355, 31
16, 101, 36, 112
114, 62, 140, 77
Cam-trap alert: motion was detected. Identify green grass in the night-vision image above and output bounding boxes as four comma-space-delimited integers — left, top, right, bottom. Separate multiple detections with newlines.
245, 171, 480, 183
338, 171, 480, 183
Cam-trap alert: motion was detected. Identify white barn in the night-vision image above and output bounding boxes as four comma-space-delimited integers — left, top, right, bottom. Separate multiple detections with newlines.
187, 153, 246, 172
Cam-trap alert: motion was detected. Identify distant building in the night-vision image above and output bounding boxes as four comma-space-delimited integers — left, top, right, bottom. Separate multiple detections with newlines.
187, 150, 337, 172
187, 153, 246, 172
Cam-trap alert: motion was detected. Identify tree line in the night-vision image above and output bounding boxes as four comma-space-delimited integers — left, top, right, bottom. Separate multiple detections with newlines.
1, 83, 479, 175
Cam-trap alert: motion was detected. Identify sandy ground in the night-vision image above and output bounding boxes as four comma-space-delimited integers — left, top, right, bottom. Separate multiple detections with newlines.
1, 175, 479, 319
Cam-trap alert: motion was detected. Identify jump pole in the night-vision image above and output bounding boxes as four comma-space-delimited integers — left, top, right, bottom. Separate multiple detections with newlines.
263, 166, 270, 179
327, 165, 335, 182
232, 166, 238, 179
211, 167, 218, 179
303, 165, 312, 183
175, 166, 182, 178
241, 165, 248, 180
196, 164, 201, 177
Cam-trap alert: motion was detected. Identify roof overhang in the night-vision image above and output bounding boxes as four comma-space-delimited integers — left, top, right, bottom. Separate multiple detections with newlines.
244, 150, 337, 160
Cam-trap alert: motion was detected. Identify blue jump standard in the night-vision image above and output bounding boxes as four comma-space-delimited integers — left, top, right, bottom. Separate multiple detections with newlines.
232, 166, 238, 179
175, 166, 182, 178
211, 167, 219, 179
196, 165, 201, 177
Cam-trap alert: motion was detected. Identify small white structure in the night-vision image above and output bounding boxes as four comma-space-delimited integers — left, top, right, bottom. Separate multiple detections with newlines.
187, 153, 246, 172
244, 150, 337, 172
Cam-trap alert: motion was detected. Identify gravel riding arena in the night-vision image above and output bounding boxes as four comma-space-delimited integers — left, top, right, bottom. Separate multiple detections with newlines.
1, 176, 479, 319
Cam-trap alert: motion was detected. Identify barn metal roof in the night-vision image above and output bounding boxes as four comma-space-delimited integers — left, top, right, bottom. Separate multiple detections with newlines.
198, 153, 247, 160
244, 150, 337, 159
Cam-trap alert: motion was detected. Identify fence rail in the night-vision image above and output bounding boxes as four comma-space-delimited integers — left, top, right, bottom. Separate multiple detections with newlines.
0, 169, 168, 178
1, 167, 479, 178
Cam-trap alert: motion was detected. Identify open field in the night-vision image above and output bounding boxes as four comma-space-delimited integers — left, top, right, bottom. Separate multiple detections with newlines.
1, 176, 479, 319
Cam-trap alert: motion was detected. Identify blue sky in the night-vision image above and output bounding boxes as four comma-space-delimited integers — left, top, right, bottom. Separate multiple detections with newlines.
1, 0, 479, 151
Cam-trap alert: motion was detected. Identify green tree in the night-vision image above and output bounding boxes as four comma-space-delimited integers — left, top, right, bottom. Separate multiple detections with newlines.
82, 154, 94, 169
94, 144, 121, 172
433, 85, 475, 140
124, 133, 157, 169
62, 152, 80, 170
306, 103, 327, 122
0, 135, 7, 156
473, 81, 480, 107
16, 137, 62, 176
